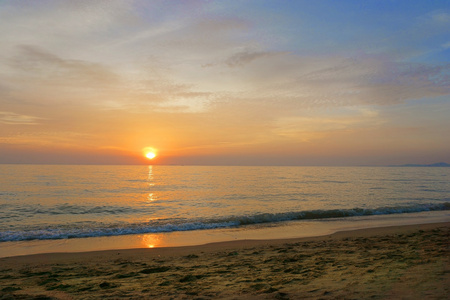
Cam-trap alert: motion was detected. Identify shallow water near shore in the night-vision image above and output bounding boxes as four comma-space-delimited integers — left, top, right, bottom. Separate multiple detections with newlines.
1, 165, 449, 257
1, 210, 448, 258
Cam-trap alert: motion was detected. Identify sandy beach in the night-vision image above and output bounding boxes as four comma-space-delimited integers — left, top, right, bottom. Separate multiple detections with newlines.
0, 222, 448, 299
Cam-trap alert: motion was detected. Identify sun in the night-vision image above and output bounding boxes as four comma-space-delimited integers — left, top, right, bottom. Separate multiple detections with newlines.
145, 152, 156, 160
143, 147, 157, 160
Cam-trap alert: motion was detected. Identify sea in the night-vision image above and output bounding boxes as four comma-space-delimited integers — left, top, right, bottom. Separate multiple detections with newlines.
1, 165, 449, 257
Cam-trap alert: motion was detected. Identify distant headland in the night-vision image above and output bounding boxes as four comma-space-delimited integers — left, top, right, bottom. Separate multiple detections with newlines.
389, 162, 450, 167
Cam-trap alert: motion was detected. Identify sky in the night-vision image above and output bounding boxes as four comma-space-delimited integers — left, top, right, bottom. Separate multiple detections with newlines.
0, 0, 449, 166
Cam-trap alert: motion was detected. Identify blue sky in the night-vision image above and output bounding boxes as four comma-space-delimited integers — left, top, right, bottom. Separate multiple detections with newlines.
0, 0, 449, 165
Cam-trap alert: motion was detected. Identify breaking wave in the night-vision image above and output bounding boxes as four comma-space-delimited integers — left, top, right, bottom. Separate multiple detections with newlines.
1, 202, 448, 242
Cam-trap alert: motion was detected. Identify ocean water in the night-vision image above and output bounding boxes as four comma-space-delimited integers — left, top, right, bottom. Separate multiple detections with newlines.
0, 165, 449, 256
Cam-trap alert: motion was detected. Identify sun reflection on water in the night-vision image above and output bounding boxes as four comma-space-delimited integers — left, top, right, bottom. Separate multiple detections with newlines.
147, 192, 157, 202
141, 234, 163, 248
147, 166, 154, 186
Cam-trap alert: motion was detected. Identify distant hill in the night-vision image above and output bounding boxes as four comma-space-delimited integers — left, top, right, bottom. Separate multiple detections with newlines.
389, 162, 450, 167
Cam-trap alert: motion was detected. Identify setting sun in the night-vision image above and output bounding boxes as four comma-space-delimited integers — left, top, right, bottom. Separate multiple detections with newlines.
143, 147, 157, 160
145, 152, 156, 159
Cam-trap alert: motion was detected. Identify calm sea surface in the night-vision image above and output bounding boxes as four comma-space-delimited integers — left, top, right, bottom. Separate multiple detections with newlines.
1, 165, 449, 248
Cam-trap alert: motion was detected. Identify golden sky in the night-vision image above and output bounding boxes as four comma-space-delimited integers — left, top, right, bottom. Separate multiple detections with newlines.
0, 1, 449, 165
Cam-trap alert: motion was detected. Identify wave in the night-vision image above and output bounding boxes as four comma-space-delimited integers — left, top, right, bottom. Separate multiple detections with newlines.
1, 203, 140, 216
1, 202, 449, 242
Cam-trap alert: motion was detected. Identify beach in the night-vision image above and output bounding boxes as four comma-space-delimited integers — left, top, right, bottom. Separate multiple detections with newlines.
2, 1, 449, 299
1, 222, 448, 299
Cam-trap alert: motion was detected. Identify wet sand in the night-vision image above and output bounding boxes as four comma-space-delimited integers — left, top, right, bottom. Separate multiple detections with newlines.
0, 222, 448, 299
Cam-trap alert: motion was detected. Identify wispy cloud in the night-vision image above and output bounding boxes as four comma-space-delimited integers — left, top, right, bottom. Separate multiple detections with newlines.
225, 51, 285, 68
0, 111, 43, 125
10, 45, 120, 86
1, 1, 447, 114
430, 11, 450, 24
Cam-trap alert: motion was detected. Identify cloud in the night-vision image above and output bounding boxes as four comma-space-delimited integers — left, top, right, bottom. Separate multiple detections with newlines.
0, 111, 43, 125
1, 44, 217, 113
0, 0, 136, 51
9, 45, 120, 86
430, 11, 450, 24
0, 45, 128, 108
225, 50, 285, 68
0, 0, 448, 164
207, 54, 449, 115
4, 1, 446, 116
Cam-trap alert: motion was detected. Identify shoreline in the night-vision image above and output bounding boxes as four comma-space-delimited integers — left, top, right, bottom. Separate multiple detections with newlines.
4, 221, 450, 260
2, 210, 448, 259
1, 222, 448, 299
